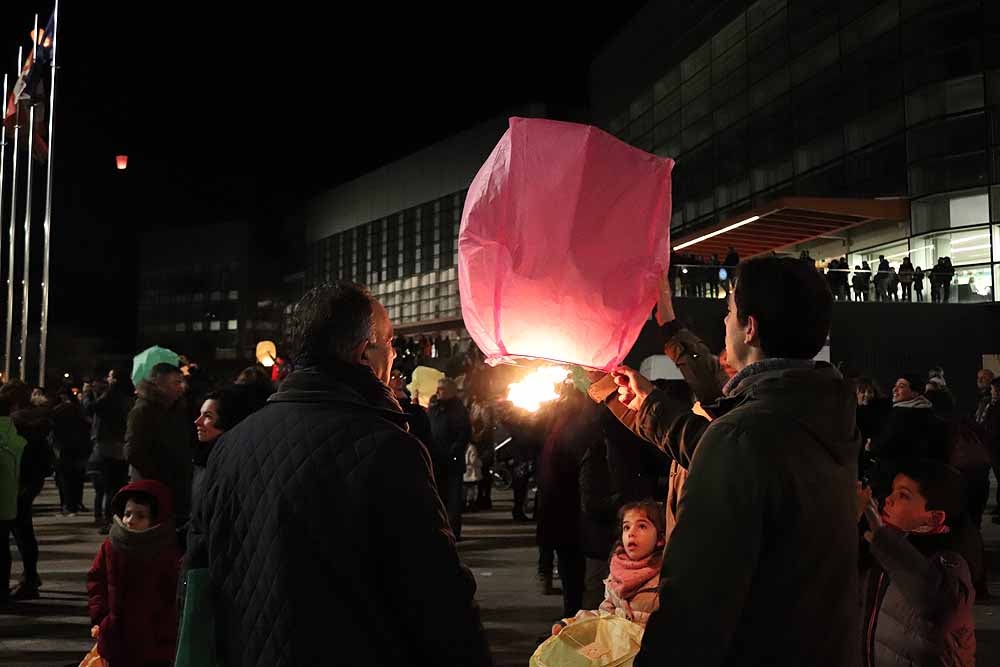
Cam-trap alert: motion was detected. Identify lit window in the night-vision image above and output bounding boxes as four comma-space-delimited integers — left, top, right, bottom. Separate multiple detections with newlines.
227, 320, 238, 331
228, 290, 239, 301
210, 321, 221, 332
192, 322, 204, 332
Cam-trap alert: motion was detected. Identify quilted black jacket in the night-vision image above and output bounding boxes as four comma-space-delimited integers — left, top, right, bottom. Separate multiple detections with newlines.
186, 364, 493, 666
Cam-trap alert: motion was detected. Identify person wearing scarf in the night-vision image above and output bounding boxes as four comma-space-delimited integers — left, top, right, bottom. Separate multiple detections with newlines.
86, 479, 181, 667
869, 374, 950, 496
552, 499, 665, 634
590, 256, 860, 667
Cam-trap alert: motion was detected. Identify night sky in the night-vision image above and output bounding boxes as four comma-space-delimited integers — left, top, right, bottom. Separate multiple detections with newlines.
2, 2, 646, 353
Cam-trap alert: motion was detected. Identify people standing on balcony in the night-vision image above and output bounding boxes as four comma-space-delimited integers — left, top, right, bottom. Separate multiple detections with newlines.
723, 247, 740, 297
875, 256, 891, 301
931, 258, 951, 303
852, 265, 866, 302
899, 256, 915, 302
723, 247, 739, 267
887, 267, 900, 302
708, 255, 721, 299
839, 259, 850, 300
914, 266, 925, 302
827, 259, 841, 300
860, 260, 873, 300
941, 257, 955, 303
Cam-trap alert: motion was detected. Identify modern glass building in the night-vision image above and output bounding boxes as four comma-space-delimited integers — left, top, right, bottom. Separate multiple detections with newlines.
305, 189, 467, 327
591, 0, 1000, 301
300, 107, 547, 333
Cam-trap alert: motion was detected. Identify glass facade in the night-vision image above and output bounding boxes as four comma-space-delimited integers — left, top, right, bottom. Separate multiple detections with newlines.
305, 190, 467, 325
602, 0, 1000, 301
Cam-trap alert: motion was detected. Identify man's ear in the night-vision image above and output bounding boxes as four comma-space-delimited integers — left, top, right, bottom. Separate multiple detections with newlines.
352, 339, 369, 364
744, 314, 759, 346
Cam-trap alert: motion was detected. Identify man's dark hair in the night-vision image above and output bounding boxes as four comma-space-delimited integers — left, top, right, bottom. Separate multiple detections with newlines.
285, 281, 376, 368
893, 459, 966, 528
204, 384, 267, 431
900, 372, 925, 395
733, 256, 832, 359
150, 363, 181, 380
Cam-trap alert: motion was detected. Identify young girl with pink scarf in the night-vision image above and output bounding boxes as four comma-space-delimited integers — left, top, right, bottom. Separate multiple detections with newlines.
552, 499, 665, 635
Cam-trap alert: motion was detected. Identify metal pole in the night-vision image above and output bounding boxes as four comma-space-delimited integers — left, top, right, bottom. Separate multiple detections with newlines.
0, 73, 8, 382
39, 1, 58, 386
5, 48, 23, 382
19, 15, 38, 381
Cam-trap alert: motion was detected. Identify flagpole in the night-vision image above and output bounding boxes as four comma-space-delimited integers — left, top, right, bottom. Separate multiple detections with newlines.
39, 0, 58, 386
19, 14, 38, 381
0, 73, 8, 382
5, 48, 23, 382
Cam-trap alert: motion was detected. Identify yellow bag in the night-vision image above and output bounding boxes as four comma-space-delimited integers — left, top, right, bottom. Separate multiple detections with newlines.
79, 626, 106, 667
530, 614, 644, 667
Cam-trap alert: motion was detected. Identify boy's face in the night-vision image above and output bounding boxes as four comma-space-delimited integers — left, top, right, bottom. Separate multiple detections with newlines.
881, 474, 945, 533
123, 499, 152, 531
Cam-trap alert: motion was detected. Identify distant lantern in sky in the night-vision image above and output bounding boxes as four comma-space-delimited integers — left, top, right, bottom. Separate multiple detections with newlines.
115, 155, 128, 170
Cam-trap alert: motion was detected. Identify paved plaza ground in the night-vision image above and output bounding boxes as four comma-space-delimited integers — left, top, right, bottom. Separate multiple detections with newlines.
3, 484, 1000, 666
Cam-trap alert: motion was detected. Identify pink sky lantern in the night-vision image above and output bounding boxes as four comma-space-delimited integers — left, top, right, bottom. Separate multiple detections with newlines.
115, 155, 128, 170
458, 117, 673, 371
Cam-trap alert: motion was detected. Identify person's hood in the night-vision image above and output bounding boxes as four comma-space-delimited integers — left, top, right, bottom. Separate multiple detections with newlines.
11, 405, 52, 437
111, 478, 175, 523
726, 361, 859, 467
0, 416, 25, 453
135, 380, 178, 408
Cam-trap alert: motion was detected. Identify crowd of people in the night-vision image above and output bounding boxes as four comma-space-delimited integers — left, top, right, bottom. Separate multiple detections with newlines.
1, 254, 998, 665
671, 248, 977, 303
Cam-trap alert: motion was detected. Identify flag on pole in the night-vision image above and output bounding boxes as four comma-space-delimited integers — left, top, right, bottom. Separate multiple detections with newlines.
4, 13, 54, 160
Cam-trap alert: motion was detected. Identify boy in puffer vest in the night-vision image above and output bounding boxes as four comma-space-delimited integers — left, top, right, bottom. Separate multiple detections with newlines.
86, 479, 182, 666
858, 459, 976, 667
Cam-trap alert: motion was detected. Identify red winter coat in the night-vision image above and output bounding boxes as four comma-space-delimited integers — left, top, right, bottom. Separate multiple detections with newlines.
86, 479, 181, 666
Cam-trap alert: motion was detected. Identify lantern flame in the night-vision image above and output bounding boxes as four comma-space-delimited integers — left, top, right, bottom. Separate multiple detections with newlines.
506, 366, 570, 412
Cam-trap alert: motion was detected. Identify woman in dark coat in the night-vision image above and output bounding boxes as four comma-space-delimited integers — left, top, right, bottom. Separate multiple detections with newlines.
192, 384, 263, 514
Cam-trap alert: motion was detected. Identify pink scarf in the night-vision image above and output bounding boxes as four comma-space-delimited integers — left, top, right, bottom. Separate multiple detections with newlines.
608, 548, 660, 600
